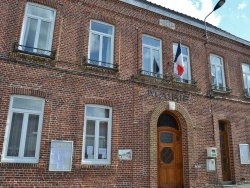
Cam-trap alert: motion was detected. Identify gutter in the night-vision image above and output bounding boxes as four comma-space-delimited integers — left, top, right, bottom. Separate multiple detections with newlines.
119, 0, 250, 46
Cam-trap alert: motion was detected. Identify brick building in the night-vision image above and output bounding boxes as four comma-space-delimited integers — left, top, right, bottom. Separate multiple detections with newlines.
0, 0, 250, 187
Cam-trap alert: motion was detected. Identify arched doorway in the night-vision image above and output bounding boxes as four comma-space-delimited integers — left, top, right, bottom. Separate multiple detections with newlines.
157, 112, 183, 188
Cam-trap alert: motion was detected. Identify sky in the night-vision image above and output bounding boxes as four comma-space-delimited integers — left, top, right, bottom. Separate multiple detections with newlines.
147, 0, 250, 42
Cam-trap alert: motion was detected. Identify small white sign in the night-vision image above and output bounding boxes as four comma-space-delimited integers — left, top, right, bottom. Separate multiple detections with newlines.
87, 146, 93, 155
88, 154, 94, 159
99, 148, 107, 155
159, 19, 175, 30
239, 144, 250, 164
118, 149, 132, 160
169, 101, 176, 110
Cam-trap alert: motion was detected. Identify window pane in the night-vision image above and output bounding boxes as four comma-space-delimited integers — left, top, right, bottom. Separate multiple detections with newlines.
247, 75, 250, 91
152, 49, 161, 76
24, 114, 39, 157
211, 55, 222, 65
98, 121, 108, 159
13, 97, 43, 111
102, 36, 111, 64
86, 107, 109, 118
181, 57, 188, 80
242, 65, 250, 73
27, 5, 54, 20
142, 36, 160, 48
181, 47, 188, 55
211, 65, 216, 85
91, 22, 113, 35
90, 33, 100, 61
243, 74, 247, 89
7, 113, 24, 156
23, 17, 38, 50
216, 66, 223, 87
37, 21, 50, 51
143, 47, 151, 72
85, 137, 95, 159
86, 120, 95, 135
85, 120, 95, 159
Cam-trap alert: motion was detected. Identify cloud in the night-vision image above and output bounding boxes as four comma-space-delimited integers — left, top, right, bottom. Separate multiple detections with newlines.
147, 0, 222, 26
238, 3, 247, 10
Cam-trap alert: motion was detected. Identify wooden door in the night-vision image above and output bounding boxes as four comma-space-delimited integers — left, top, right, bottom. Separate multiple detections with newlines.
219, 122, 231, 181
158, 128, 183, 188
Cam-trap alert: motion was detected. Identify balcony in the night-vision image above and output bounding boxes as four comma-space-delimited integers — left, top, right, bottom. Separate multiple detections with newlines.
82, 58, 118, 72
13, 42, 56, 59
140, 69, 163, 78
132, 70, 199, 91
173, 76, 197, 86
211, 85, 232, 93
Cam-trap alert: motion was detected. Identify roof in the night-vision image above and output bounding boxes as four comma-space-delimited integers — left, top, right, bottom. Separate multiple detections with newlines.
119, 0, 250, 46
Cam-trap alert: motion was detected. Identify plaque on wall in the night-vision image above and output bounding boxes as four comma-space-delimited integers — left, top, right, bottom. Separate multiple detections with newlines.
49, 140, 73, 171
239, 144, 250, 164
118, 149, 132, 160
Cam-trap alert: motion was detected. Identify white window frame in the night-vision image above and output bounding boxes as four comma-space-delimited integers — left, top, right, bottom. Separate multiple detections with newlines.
242, 64, 250, 96
88, 20, 115, 68
210, 54, 226, 90
173, 43, 191, 83
142, 35, 163, 77
82, 105, 112, 165
1, 95, 45, 163
19, 2, 56, 54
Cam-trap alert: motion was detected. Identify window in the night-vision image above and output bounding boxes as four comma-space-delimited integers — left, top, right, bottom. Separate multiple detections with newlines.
173, 43, 191, 83
142, 35, 162, 77
19, 3, 56, 57
82, 105, 112, 165
88, 21, 114, 68
242, 64, 250, 96
2, 95, 45, 163
210, 54, 226, 90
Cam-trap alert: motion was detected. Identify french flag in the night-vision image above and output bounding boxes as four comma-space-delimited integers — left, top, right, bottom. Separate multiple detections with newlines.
174, 42, 184, 76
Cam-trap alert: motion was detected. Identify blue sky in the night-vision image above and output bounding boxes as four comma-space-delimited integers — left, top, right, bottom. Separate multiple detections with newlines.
147, 0, 250, 42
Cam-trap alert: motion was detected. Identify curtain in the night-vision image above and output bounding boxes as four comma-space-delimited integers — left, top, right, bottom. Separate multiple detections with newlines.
24, 114, 39, 157
7, 113, 23, 156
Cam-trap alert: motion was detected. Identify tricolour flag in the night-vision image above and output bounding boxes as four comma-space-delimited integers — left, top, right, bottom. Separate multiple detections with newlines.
174, 42, 184, 76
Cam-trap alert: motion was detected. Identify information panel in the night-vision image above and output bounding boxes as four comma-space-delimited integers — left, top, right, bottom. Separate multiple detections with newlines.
239, 144, 250, 164
49, 140, 73, 171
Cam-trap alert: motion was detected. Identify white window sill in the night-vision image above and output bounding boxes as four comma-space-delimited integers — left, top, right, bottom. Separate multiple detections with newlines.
1, 157, 39, 164
82, 159, 111, 165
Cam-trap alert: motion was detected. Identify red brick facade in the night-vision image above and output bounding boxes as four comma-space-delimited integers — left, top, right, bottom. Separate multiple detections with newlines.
0, 0, 250, 187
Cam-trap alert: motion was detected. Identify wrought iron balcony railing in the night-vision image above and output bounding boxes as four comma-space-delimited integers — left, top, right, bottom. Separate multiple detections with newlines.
13, 42, 56, 59
173, 76, 197, 85
82, 59, 118, 71
140, 69, 163, 78
211, 85, 232, 93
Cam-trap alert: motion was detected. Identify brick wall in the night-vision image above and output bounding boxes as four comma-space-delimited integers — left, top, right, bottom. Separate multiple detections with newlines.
0, 0, 250, 187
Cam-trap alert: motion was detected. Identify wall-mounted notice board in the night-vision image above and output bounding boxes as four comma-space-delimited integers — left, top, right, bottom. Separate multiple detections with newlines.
239, 144, 250, 164
49, 140, 73, 171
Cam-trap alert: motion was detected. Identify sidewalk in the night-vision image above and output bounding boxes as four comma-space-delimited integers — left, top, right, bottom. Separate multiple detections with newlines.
218, 184, 250, 188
